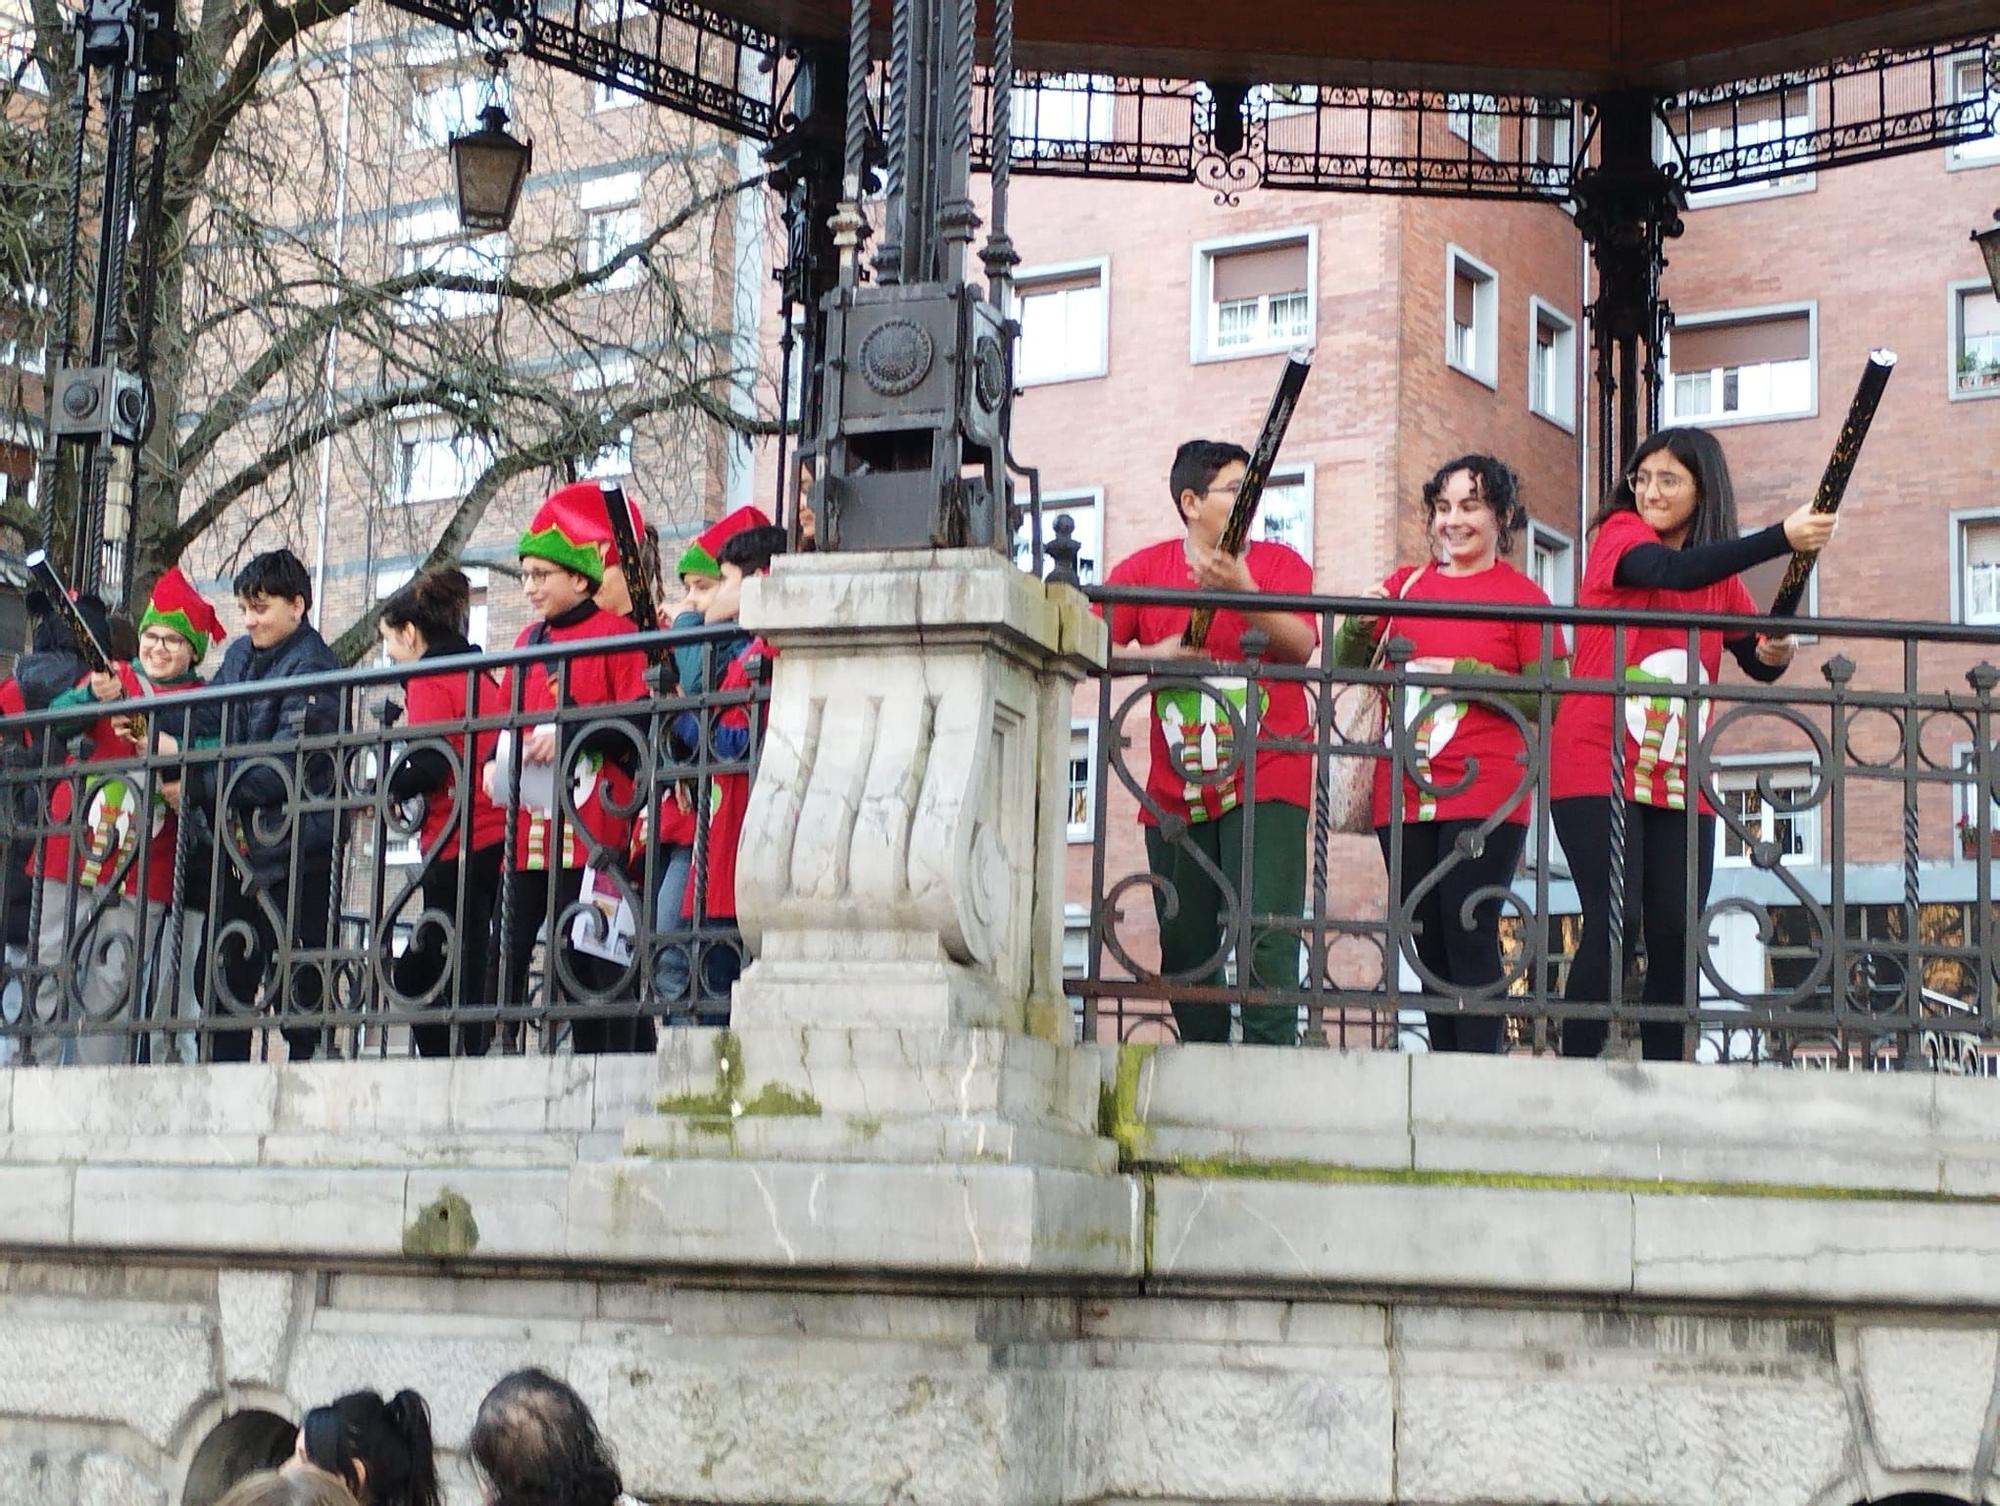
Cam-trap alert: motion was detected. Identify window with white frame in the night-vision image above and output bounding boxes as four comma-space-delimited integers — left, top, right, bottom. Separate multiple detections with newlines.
1952, 283, 2000, 396
580, 417, 634, 479
1445, 246, 1498, 387
1256, 82, 1320, 118
1251, 469, 1312, 560
1, 30, 46, 93
1948, 52, 2000, 167
593, 67, 642, 112
1196, 234, 1312, 359
1665, 308, 1814, 424
1674, 87, 1815, 204
1011, 73, 1114, 151
571, 348, 636, 392
1529, 297, 1576, 428
1959, 517, 2000, 624
1012, 262, 1107, 385
407, 73, 504, 150
0, 462, 36, 513
581, 172, 645, 290
0, 334, 45, 374
394, 208, 505, 321
1445, 92, 1500, 157
1066, 720, 1096, 843
393, 418, 493, 505
1715, 762, 1819, 866
1527, 101, 1572, 193
1528, 521, 1573, 606
1012, 488, 1102, 584
1952, 741, 2000, 859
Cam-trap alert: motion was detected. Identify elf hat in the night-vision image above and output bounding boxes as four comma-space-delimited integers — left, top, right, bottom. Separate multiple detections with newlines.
675, 505, 771, 581
138, 566, 226, 662
518, 481, 617, 584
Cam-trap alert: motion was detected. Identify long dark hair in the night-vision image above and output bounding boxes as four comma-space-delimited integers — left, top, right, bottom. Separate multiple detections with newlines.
1591, 426, 1740, 551
380, 568, 471, 647
298, 1390, 440, 1506
469, 1369, 621, 1506
1422, 453, 1524, 556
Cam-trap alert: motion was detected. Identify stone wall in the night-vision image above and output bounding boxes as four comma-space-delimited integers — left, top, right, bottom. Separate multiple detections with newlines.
10, 1046, 2000, 1506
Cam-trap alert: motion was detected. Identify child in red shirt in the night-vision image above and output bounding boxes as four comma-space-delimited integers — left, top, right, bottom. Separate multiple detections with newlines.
667, 522, 787, 1025
484, 485, 653, 1055
1103, 439, 1319, 1046
1549, 426, 1838, 1060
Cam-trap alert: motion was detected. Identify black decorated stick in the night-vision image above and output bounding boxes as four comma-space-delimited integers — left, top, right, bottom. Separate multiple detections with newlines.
1182, 348, 1313, 649
598, 481, 662, 638
25, 548, 147, 734
1769, 348, 1896, 618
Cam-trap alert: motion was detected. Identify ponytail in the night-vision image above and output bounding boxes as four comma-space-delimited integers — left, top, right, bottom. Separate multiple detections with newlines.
384, 1391, 440, 1506
298, 1389, 440, 1506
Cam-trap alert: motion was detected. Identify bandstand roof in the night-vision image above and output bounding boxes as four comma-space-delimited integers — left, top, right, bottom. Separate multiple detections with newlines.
705, 0, 2000, 93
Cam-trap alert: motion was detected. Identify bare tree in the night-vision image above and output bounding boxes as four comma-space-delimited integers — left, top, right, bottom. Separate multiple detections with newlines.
0, 0, 781, 658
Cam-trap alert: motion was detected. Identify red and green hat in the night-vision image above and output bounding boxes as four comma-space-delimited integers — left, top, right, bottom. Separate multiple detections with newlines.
675, 505, 771, 581
519, 481, 615, 584
138, 566, 226, 662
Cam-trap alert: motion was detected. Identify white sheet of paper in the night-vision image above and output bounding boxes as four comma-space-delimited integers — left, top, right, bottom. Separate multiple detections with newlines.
490, 725, 558, 814
569, 861, 637, 964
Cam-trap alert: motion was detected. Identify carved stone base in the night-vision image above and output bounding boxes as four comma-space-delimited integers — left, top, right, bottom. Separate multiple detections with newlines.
732, 548, 1106, 1036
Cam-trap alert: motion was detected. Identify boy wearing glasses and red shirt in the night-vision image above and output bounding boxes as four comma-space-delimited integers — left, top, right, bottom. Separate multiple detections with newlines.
1102, 438, 1318, 1046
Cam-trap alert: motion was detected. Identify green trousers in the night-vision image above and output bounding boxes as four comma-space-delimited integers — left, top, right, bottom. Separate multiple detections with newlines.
1143, 801, 1307, 1046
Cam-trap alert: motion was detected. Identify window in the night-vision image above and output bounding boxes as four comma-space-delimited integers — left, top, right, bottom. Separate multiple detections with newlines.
581, 172, 644, 290
1952, 283, 2000, 398
1193, 232, 1314, 361
1527, 101, 1572, 193
407, 74, 504, 150
571, 349, 636, 391
1012, 73, 1114, 151
581, 419, 634, 480
1066, 721, 1096, 843
1251, 469, 1312, 560
1948, 53, 2000, 167
1528, 522, 1573, 606
1445, 93, 1500, 157
1445, 246, 1498, 387
393, 419, 493, 505
1953, 742, 2000, 859
1673, 87, 1815, 204
0, 336, 45, 374
1255, 83, 1320, 119
1958, 517, 2000, 624
1012, 260, 1107, 385
1012, 488, 1102, 584
395, 209, 506, 322
0, 31, 44, 93
1665, 307, 1815, 425
0, 461, 36, 513
1528, 297, 1576, 428
1715, 763, 1819, 866
593, 68, 642, 112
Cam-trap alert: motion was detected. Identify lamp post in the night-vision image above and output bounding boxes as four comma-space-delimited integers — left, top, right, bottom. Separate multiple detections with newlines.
450, 99, 532, 233
1976, 210, 2000, 301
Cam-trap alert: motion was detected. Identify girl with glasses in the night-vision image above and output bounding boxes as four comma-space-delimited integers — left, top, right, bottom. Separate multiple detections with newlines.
1549, 426, 1838, 1060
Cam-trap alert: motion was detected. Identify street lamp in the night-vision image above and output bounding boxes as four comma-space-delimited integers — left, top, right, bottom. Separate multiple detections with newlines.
1976, 209, 2000, 301
450, 99, 532, 233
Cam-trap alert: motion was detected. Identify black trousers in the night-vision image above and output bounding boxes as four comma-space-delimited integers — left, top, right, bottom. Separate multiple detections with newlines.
1376, 818, 1526, 1054
393, 843, 502, 1058
205, 856, 336, 1063
498, 868, 658, 1056
1552, 796, 1715, 1062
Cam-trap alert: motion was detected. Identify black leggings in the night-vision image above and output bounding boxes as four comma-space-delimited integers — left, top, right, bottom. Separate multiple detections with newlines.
1552, 796, 1715, 1061
392, 844, 502, 1058
1376, 818, 1526, 1054
498, 868, 658, 1055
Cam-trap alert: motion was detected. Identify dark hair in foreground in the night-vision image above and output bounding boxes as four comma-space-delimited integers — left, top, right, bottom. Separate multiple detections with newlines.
1591, 425, 1741, 551
234, 548, 315, 612
470, 1368, 622, 1506
1423, 454, 1525, 556
214, 1469, 358, 1506
718, 524, 788, 576
298, 1390, 440, 1506
380, 567, 471, 645
1168, 439, 1252, 521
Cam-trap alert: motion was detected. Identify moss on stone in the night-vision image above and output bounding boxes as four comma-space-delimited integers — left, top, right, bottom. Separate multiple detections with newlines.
653, 1032, 821, 1127
847, 1114, 883, 1141
402, 1188, 479, 1257
1096, 1042, 1155, 1163
738, 1082, 821, 1117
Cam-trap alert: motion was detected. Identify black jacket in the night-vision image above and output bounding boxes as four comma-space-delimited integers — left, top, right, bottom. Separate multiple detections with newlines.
186, 622, 342, 886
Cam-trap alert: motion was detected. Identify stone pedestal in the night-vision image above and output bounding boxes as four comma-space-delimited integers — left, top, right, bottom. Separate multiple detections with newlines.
617, 549, 1130, 1274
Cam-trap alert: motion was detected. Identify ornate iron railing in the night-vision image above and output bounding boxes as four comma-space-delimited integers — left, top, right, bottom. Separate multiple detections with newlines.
1078, 584, 2000, 1071
0, 622, 763, 1063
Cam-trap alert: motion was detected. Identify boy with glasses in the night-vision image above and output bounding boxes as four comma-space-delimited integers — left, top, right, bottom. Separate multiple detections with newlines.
1102, 438, 1318, 1046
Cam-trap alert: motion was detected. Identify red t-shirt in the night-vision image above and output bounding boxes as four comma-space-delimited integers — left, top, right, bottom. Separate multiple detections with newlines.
402, 660, 508, 860
1105, 537, 1317, 825
1364, 561, 1564, 827
496, 605, 649, 871
1550, 508, 1757, 813
681, 636, 770, 922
